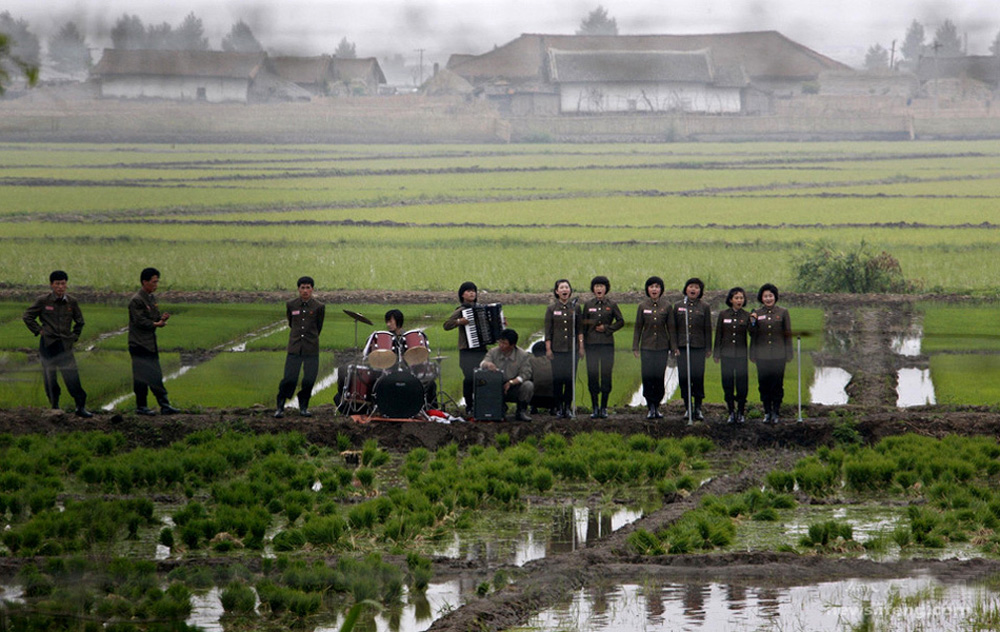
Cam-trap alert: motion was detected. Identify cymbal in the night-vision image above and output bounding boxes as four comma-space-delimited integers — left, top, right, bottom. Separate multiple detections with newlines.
343, 309, 373, 326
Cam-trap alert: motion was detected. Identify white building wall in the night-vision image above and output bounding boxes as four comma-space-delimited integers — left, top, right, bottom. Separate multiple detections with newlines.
101, 76, 250, 103
559, 82, 741, 114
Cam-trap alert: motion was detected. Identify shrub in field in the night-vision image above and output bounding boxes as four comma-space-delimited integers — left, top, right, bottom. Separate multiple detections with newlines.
794, 241, 913, 293
220, 581, 257, 614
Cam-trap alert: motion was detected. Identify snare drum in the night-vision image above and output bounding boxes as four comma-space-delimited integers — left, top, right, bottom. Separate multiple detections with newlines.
364, 331, 398, 369
402, 329, 430, 366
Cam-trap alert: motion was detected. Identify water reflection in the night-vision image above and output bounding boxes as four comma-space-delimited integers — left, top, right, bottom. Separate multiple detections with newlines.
432, 505, 642, 566
891, 325, 923, 357
809, 367, 851, 405
630, 366, 679, 407
528, 575, 1000, 631
897, 368, 935, 407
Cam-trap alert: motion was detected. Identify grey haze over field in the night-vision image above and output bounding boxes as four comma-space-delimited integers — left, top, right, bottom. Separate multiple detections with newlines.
4, 0, 997, 69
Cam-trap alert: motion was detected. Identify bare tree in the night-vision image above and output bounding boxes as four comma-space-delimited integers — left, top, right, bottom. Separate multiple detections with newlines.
222, 20, 263, 53
577, 6, 618, 36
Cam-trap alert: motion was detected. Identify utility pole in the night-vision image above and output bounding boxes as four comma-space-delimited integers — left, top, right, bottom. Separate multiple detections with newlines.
889, 40, 896, 71
931, 40, 941, 111
414, 48, 425, 86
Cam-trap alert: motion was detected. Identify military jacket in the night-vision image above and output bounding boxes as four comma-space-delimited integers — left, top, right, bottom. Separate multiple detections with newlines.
23, 292, 85, 346
713, 308, 751, 360
286, 297, 325, 355
749, 304, 793, 362
580, 297, 625, 346
544, 301, 582, 353
128, 288, 162, 353
670, 298, 712, 351
632, 298, 672, 352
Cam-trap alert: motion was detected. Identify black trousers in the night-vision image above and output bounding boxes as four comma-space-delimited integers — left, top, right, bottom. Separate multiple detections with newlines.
720, 356, 749, 408
129, 346, 169, 409
39, 339, 86, 408
677, 348, 707, 408
278, 353, 320, 407
459, 348, 487, 408
640, 349, 668, 406
756, 358, 787, 410
584, 344, 614, 397
550, 351, 576, 408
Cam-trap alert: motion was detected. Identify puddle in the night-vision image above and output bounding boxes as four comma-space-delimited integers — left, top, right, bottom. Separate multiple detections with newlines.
282, 368, 339, 410
525, 575, 1000, 632
809, 367, 851, 405
629, 366, 679, 407
892, 324, 923, 357
226, 320, 287, 352
102, 364, 196, 411
432, 505, 643, 567
318, 579, 468, 632
187, 586, 227, 632
897, 368, 936, 407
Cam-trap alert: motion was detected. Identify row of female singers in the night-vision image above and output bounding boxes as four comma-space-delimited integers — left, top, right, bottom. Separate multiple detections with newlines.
445, 277, 793, 424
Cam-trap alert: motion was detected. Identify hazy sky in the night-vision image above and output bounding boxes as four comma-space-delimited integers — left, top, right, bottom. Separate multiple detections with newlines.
5, 0, 997, 69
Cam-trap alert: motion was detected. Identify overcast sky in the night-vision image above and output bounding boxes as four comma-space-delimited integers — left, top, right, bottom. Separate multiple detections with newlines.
5, 0, 997, 69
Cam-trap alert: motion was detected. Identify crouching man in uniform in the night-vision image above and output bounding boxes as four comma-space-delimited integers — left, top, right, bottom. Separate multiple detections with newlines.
479, 328, 533, 421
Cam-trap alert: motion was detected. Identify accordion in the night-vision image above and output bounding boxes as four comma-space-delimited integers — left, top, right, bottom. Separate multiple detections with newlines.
462, 303, 505, 349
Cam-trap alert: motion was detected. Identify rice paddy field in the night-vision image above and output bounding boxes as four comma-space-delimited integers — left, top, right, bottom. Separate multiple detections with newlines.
4, 140, 1000, 632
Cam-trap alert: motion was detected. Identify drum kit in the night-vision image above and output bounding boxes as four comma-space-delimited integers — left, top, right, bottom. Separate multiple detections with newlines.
339, 309, 450, 418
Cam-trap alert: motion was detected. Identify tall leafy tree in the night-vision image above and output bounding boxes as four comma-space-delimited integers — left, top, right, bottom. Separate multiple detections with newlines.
864, 44, 890, 71
172, 12, 209, 50
900, 19, 925, 63
335, 36, 356, 58
0, 30, 38, 94
111, 14, 146, 50
221, 20, 263, 53
0, 11, 40, 65
933, 19, 962, 56
576, 6, 618, 36
48, 21, 90, 74
145, 22, 174, 50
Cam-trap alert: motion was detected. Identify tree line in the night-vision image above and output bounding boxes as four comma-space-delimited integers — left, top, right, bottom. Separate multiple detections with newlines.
865, 18, 1000, 71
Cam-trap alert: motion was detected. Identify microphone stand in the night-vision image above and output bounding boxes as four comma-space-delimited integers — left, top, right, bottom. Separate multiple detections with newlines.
571, 296, 579, 419
684, 296, 692, 426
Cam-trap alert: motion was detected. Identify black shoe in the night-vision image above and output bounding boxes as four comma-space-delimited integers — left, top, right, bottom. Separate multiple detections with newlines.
646, 408, 656, 420
653, 407, 663, 419
160, 404, 181, 415
694, 407, 705, 422
600, 407, 608, 419
299, 408, 312, 417
763, 412, 772, 424
737, 413, 746, 424
515, 409, 532, 422
554, 407, 565, 419
590, 409, 601, 419
273, 408, 285, 418
135, 406, 157, 416
75, 407, 94, 419
681, 409, 690, 421
726, 412, 735, 424
564, 407, 576, 420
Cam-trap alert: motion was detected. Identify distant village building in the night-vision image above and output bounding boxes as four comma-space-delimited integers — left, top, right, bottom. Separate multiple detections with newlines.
329, 58, 387, 96
917, 55, 1000, 89
447, 32, 850, 115
270, 55, 334, 95
818, 71, 919, 98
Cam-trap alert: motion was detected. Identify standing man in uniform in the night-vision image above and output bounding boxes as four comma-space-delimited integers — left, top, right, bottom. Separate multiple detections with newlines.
580, 275, 625, 419
479, 328, 534, 421
128, 267, 180, 416
275, 276, 325, 418
22, 270, 92, 417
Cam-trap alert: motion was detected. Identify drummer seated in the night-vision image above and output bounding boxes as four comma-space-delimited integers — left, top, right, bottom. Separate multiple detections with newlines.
479, 328, 534, 422
385, 309, 405, 342
385, 308, 438, 407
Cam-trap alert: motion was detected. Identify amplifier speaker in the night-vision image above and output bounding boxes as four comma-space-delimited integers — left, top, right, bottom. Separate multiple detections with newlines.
472, 368, 505, 421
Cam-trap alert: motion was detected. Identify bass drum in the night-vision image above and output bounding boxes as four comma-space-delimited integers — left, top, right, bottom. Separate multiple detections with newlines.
374, 369, 424, 419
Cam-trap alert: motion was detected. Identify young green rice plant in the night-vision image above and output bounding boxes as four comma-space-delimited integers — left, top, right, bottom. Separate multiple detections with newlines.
220, 581, 257, 614
799, 520, 856, 549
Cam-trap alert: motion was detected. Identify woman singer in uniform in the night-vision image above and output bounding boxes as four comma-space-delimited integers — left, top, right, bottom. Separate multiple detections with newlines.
632, 276, 671, 420
713, 287, 751, 424
749, 283, 793, 423
545, 279, 584, 419
670, 277, 712, 422
580, 275, 624, 419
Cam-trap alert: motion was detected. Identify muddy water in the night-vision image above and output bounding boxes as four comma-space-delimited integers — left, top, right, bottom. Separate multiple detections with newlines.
523, 575, 1000, 632
891, 324, 923, 357
808, 367, 851, 405
897, 368, 936, 407
433, 505, 644, 566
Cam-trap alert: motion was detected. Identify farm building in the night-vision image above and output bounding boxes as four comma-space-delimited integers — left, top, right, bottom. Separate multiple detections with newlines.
329, 58, 387, 96
549, 49, 746, 114
91, 49, 308, 103
917, 55, 1000, 89
270, 55, 334, 95
446, 31, 850, 115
